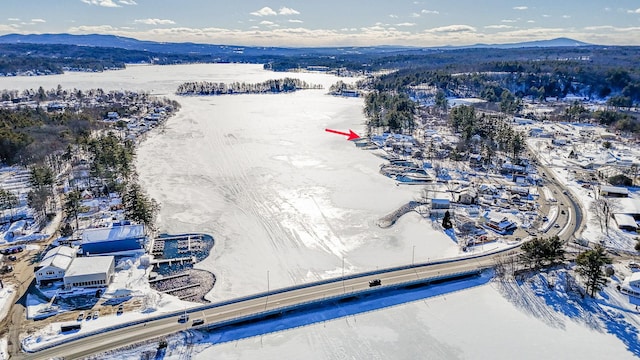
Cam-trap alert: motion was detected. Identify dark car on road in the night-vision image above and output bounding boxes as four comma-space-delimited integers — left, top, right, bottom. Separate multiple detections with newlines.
369, 279, 382, 287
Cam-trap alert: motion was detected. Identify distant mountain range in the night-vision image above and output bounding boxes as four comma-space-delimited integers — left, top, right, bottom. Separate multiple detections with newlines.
436, 37, 592, 50
0, 33, 594, 57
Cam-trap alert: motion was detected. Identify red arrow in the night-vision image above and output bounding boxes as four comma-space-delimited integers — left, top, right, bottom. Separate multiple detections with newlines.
325, 128, 360, 140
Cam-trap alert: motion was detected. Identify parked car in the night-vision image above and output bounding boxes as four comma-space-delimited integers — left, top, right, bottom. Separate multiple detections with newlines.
0, 265, 13, 274
117, 305, 124, 315
7, 255, 16, 261
369, 279, 382, 287
93, 311, 99, 320
554, 224, 561, 228
561, 210, 566, 215
192, 319, 204, 326
0, 246, 21, 255
77, 312, 84, 322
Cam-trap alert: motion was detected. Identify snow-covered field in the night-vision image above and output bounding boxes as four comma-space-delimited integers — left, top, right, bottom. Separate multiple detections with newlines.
1, 64, 639, 359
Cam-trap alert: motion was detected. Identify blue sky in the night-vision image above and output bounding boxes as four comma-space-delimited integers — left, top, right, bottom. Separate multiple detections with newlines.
2, 1, 640, 46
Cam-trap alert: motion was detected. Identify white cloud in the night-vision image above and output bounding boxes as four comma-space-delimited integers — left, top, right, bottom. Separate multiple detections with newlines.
31, 19, 46, 23
396, 23, 416, 27
389, 14, 398, 19
260, 20, 275, 26
427, 24, 476, 33
421, 9, 439, 15
288, 19, 303, 23
278, 7, 300, 16
485, 25, 514, 29
584, 25, 640, 32
119, 0, 137, 4
501, 19, 517, 23
81, 0, 120, 7
68, 24, 121, 33
627, 8, 640, 14
410, 12, 421, 18
0, 24, 20, 31
527, 20, 535, 23
513, 6, 528, 10
62, 22, 640, 48
542, 14, 551, 18
250, 7, 277, 17
134, 18, 176, 25
7, 18, 20, 21
583, 25, 615, 31
562, 15, 571, 19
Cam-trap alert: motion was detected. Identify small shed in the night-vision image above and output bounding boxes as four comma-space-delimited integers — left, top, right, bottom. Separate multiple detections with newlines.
613, 213, 638, 232
600, 185, 629, 198
431, 198, 451, 210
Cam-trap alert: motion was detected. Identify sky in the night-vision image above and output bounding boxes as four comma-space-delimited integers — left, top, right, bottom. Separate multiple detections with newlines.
2, 1, 640, 47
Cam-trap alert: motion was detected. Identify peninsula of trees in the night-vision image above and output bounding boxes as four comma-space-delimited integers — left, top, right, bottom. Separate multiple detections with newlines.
175, 78, 322, 96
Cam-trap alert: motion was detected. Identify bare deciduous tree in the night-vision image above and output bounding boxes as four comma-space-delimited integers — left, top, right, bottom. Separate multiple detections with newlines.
590, 190, 621, 235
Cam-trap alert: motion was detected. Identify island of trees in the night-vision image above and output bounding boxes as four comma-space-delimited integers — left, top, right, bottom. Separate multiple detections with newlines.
175, 78, 322, 96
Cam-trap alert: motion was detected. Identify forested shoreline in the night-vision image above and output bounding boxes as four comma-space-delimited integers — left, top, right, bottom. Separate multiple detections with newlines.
175, 78, 322, 95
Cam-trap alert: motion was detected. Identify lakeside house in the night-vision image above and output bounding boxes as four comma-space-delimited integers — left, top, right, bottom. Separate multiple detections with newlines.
483, 212, 517, 235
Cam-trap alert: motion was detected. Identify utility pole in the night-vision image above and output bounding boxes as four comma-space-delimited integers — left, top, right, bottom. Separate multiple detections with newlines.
342, 256, 345, 294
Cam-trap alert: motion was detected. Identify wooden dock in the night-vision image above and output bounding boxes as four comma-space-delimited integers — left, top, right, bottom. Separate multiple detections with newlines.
148, 272, 189, 283
151, 256, 195, 266
161, 283, 200, 293
151, 239, 165, 256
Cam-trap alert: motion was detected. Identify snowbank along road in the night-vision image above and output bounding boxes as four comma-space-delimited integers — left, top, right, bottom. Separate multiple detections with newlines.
22, 246, 519, 360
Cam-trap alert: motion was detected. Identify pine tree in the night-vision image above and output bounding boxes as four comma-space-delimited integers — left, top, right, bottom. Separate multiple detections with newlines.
123, 183, 159, 230
63, 190, 82, 231
575, 245, 612, 297
442, 210, 453, 229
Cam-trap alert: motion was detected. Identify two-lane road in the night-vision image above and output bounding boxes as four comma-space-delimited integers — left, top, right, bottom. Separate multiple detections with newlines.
22, 248, 516, 360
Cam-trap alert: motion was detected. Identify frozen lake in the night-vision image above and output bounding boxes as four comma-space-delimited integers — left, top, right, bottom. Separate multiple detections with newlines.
2, 64, 637, 359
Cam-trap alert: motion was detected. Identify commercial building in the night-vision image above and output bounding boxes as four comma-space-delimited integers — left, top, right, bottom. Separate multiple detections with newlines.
63, 256, 115, 290
35, 246, 76, 286
81, 224, 146, 255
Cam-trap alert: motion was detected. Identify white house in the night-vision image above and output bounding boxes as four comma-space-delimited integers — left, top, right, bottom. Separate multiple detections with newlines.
483, 212, 517, 235
63, 256, 115, 290
621, 272, 640, 298
35, 246, 76, 286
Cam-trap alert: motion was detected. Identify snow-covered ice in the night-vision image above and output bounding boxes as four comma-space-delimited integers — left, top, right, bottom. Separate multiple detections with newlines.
2, 64, 640, 359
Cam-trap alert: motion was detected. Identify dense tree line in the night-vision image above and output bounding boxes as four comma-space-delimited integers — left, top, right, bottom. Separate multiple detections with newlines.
0, 87, 179, 166
176, 78, 322, 95
448, 105, 526, 160
363, 91, 416, 134
0, 43, 215, 75
0, 107, 99, 165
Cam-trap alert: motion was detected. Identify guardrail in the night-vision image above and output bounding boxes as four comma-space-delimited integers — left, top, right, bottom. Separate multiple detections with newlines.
24, 244, 517, 353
